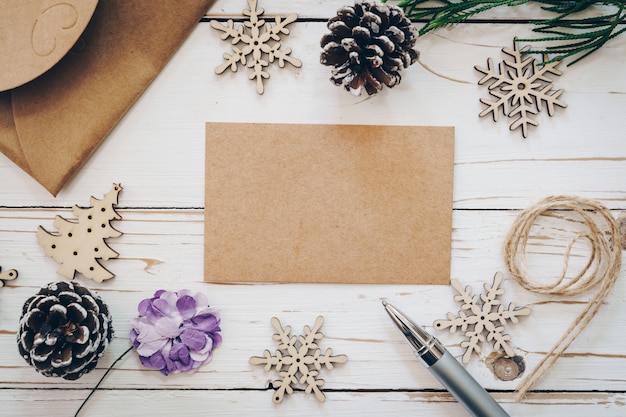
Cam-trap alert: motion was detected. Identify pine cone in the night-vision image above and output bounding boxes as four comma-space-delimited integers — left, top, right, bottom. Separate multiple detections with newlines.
17, 281, 113, 380
320, 1, 419, 95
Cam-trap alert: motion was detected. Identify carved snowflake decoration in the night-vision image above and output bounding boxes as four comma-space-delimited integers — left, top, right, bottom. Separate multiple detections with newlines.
249, 316, 348, 403
210, 0, 302, 94
0, 265, 18, 287
475, 43, 567, 138
434, 272, 531, 364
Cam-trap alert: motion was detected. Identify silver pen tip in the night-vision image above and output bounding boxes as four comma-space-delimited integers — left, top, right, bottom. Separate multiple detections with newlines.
382, 301, 445, 365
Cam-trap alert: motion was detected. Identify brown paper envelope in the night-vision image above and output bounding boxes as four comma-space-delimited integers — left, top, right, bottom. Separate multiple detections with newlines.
0, 0, 215, 195
205, 123, 455, 285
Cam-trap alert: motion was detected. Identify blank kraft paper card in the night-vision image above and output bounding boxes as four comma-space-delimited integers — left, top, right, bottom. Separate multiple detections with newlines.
205, 123, 455, 284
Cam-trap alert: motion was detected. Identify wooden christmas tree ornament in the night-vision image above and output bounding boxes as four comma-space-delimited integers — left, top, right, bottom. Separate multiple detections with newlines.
37, 184, 123, 282
210, 0, 302, 94
250, 316, 348, 403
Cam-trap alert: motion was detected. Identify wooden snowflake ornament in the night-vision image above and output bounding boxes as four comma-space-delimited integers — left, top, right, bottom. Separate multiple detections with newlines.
210, 0, 302, 94
434, 272, 531, 364
475, 42, 567, 138
0, 265, 18, 287
36, 184, 123, 283
250, 316, 348, 403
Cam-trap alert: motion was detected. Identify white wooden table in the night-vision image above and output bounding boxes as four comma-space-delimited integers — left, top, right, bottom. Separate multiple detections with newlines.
1, 1, 625, 415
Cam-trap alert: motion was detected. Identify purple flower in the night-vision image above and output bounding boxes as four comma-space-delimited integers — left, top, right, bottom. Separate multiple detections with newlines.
130, 290, 222, 375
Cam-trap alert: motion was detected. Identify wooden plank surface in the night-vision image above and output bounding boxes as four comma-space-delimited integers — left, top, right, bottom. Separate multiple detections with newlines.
0, 1, 625, 416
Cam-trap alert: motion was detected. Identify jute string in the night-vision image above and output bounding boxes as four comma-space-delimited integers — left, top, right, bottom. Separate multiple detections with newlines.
503, 195, 622, 402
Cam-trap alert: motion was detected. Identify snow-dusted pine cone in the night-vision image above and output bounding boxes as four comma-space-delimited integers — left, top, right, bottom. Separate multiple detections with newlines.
320, 1, 419, 95
17, 281, 113, 380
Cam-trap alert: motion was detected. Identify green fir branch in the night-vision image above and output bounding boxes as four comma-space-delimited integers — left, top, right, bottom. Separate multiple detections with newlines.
520, 1, 626, 64
384, 0, 626, 65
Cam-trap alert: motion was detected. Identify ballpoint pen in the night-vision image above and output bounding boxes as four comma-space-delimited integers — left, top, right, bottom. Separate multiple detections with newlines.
382, 300, 511, 417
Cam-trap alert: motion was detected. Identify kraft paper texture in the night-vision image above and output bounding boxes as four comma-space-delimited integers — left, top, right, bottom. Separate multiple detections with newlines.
0, 0, 215, 195
205, 123, 455, 285
0, 1, 99, 92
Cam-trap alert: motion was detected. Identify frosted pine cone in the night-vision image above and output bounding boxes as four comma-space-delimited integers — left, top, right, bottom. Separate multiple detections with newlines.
320, 1, 419, 95
17, 281, 113, 380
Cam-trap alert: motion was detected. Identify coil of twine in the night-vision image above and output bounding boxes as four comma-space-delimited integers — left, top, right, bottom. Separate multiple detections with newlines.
503, 195, 622, 402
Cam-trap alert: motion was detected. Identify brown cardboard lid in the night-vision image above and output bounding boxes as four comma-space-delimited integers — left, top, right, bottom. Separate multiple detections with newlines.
0, 0, 98, 92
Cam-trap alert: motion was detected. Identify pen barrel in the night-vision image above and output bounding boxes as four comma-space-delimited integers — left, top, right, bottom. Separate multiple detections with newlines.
428, 351, 510, 417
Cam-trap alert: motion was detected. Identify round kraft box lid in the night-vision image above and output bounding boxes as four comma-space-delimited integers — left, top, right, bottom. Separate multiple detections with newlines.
0, 0, 98, 92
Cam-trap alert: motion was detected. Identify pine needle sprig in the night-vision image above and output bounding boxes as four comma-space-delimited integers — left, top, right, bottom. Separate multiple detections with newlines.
519, 1, 626, 64
395, 0, 530, 34
386, 0, 626, 65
